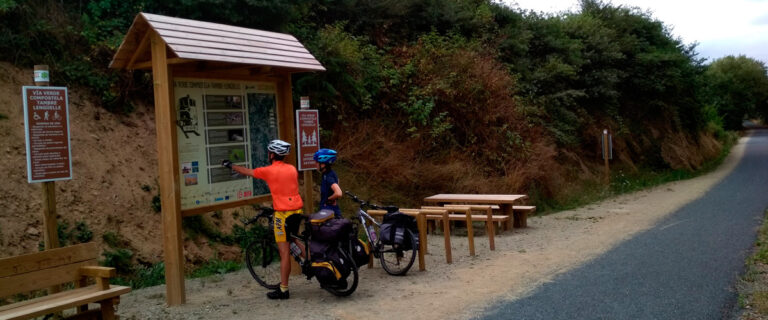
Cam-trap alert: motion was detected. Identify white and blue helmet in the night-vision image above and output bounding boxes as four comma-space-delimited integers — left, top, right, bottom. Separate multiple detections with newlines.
267, 139, 291, 156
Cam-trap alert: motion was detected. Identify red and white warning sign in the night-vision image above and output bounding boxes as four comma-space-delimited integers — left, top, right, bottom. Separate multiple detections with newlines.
296, 109, 319, 171
23, 86, 72, 182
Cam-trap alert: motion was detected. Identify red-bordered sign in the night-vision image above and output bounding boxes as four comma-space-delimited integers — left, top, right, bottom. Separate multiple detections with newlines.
23, 86, 72, 183
296, 109, 319, 171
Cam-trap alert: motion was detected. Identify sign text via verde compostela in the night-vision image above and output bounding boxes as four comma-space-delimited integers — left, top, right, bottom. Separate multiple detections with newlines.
23, 86, 72, 183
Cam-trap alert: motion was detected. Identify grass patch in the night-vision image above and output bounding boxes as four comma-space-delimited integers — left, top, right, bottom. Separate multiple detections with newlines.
110, 259, 244, 289
737, 209, 768, 318
536, 132, 738, 214
111, 262, 166, 288
188, 259, 242, 279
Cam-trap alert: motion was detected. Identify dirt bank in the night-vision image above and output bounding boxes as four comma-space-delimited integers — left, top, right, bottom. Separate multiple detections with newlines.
116, 135, 750, 320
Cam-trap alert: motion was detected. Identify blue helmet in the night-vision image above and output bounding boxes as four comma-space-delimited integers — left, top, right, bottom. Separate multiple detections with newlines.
313, 148, 338, 164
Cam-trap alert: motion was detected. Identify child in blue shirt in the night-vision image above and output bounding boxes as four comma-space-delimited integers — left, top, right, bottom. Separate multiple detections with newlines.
314, 149, 342, 218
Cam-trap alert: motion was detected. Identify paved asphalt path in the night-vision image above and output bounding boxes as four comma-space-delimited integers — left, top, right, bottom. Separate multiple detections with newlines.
480, 129, 768, 320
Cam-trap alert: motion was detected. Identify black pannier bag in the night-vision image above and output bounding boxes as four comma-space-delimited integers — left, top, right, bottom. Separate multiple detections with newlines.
309, 240, 352, 287
349, 238, 370, 267
379, 211, 419, 250
310, 209, 352, 243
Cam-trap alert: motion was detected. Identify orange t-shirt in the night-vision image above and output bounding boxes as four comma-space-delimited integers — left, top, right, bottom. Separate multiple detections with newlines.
244, 161, 303, 211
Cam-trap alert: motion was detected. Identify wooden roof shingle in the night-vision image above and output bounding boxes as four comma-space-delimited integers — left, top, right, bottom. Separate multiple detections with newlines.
109, 13, 325, 72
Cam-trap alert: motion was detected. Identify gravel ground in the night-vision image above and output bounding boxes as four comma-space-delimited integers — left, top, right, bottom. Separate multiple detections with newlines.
117, 133, 750, 320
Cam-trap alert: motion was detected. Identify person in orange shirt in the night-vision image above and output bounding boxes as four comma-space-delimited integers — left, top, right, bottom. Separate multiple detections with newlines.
223, 139, 303, 300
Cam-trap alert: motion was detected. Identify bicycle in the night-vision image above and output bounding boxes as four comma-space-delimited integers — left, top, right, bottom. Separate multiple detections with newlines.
345, 191, 417, 276
241, 207, 359, 297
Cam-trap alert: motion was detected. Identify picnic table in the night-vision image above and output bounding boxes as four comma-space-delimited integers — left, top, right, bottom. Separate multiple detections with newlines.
423, 194, 529, 230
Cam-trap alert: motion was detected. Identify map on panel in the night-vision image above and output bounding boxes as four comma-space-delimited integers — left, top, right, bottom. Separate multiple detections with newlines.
174, 79, 278, 210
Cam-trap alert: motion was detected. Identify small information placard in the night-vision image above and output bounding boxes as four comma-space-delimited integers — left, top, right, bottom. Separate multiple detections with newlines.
23, 86, 72, 183
296, 109, 319, 171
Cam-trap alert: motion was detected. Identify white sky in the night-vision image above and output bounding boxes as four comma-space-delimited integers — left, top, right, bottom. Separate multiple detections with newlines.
502, 0, 768, 64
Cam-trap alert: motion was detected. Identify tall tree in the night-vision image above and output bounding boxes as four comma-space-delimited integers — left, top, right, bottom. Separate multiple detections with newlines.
706, 55, 768, 129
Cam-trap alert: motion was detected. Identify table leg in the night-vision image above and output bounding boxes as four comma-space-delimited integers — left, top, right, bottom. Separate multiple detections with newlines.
486, 207, 495, 251
368, 251, 374, 269
501, 204, 513, 231
464, 208, 475, 256
442, 211, 452, 264
417, 212, 427, 271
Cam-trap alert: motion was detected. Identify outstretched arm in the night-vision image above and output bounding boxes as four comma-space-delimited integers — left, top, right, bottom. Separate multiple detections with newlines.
222, 160, 254, 177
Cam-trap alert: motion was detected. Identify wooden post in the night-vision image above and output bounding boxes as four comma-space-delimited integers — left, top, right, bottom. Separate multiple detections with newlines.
35, 65, 60, 297
34, 65, 59, 251
464, 208, 475, 257
41, 181, 59, 251
151, 31, 185, 306
603, 129, 610, 184
303, 171, 313, 214
278, 74, 296, 166
416, 211, 427, 271
442, 210, 452, 264
486, 206, 495, 251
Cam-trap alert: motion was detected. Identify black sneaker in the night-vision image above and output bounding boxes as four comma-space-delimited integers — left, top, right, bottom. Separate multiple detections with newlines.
266, 289, 290, 300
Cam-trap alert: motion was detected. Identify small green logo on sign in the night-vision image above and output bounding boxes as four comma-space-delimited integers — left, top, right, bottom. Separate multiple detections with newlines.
34, 70, 49, 82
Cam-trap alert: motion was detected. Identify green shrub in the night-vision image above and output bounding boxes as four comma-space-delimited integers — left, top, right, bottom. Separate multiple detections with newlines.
232, 223, 269, 249
57, 221, 73, 246
125, 263, 166, 288
102, 231, 120, 248
55, 220, 93, 245
151, 194, 161, 213
101, 247, 133, 275
75, 221, 93, 243
182, 215, 234, 245
189, 259, 241, 278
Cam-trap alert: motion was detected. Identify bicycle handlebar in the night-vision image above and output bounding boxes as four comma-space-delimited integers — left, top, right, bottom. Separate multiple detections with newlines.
345, 191, 398, 212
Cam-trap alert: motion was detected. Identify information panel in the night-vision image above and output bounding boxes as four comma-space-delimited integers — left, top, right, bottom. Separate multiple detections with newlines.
23, 86, 72, 183
296, 109, 319, 171
174, 79, 279, 210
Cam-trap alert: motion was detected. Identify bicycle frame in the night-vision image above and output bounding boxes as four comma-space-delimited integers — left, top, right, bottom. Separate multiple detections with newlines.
355, 206, 381, 245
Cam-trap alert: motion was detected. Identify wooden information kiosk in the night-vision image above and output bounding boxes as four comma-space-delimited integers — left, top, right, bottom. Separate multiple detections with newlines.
110, 13, 324, 306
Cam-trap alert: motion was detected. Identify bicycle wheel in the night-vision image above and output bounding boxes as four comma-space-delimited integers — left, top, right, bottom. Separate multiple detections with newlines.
379, 228, 417, 276
323, 246, 359, 297
245, 239, 281, 290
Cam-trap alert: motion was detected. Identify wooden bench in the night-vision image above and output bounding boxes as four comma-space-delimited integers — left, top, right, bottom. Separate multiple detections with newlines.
479, 205, 536, 228
0, 242, 131, 320
422, 205, 503, 252
423, 194, 528, 231
512, 205, 536, 228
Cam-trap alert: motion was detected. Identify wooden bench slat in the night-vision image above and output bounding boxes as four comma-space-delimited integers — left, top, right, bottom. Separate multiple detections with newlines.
0, 259, 97, 298
513, 205, 536, 211
0, 285, 130, 320
0, 242, 97, 278
441, 204, 494, 210
0, 283, 89, 313
422, 206, 505, 215
425, 214, 511, 222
